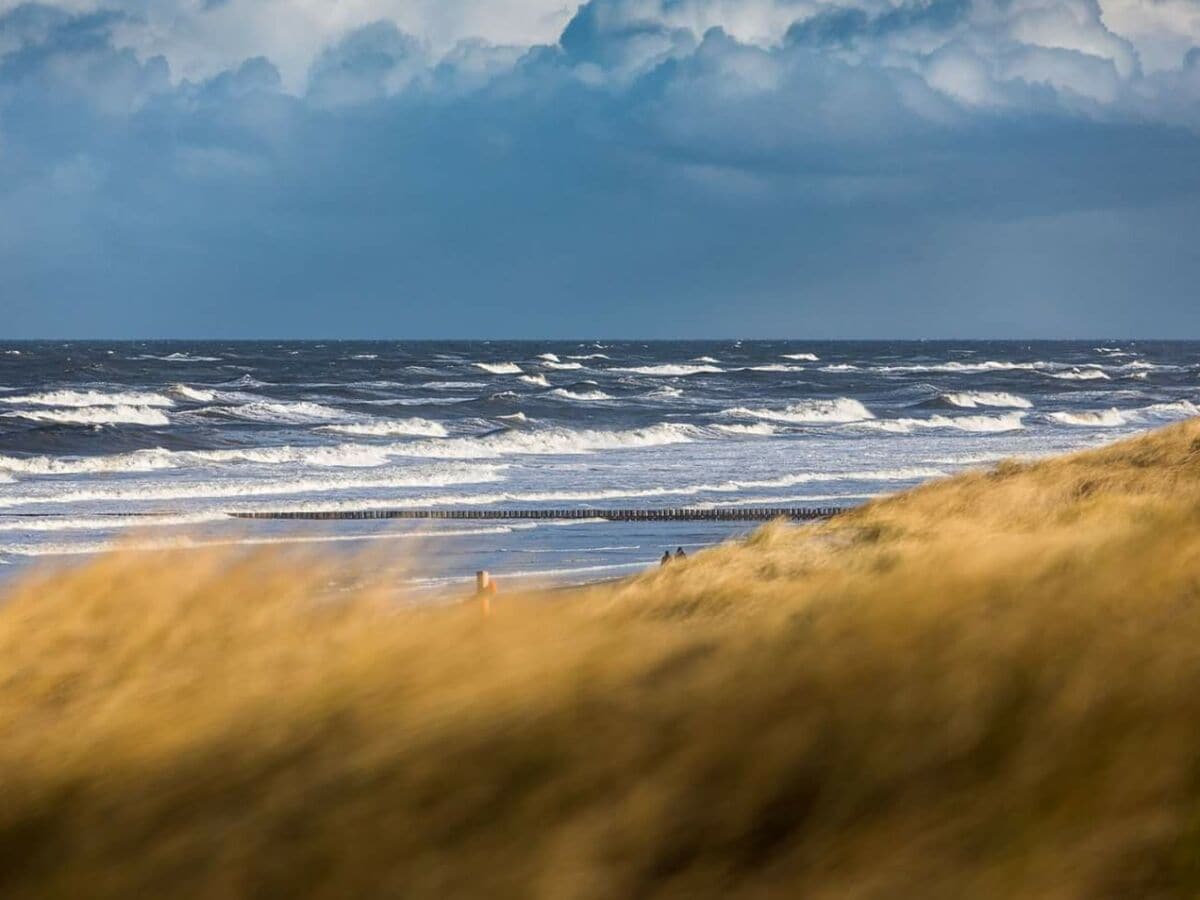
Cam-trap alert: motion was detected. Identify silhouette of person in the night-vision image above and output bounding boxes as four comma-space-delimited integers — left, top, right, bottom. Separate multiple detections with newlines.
675, 546, 687, 560
661, 550, 672, 566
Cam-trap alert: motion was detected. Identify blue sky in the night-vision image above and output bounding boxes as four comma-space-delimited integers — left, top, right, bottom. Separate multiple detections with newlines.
1, 0, 1198, 338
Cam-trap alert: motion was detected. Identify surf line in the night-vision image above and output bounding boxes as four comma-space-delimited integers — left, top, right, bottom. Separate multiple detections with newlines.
229, 508, 849, 522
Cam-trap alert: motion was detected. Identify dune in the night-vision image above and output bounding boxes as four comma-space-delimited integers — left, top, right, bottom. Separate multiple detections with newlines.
5, 419, 1200, 897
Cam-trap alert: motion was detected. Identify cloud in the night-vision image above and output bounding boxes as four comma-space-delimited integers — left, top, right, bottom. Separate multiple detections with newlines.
0, 0, 1198, 336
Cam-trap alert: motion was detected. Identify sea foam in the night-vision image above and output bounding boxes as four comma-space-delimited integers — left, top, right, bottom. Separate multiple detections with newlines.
726, 398, 874, 424
942, 391, 1033, 409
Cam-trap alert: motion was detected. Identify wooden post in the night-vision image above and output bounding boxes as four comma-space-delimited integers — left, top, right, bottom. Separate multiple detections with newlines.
477, 570, 492, 617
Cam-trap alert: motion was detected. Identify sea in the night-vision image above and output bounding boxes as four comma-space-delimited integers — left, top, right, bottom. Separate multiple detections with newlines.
1, 340, 1196, 590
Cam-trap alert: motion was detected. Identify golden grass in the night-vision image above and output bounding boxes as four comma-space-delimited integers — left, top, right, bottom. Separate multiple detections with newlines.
6, 421, 1200, 897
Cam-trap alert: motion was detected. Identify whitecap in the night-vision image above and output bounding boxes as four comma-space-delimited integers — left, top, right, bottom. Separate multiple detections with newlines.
782, 353, 819, 361
474, 362, 523, 375
170, 384, 216, 403
726, 398, 873, 424
942, 391, 1032, 409
0, 389, 175, 408
1049, 368, 1110, 381
1048, 409, 1126, 427
321, 418, 449, 438
713, 423, 777, 436
856, 412, 1026, 434
547, 388, 615, 402
612, 364, 723, 376
3, 405, 171, 426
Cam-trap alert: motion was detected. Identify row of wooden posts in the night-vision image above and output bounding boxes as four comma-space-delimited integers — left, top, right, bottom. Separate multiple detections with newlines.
231, 507, 847, 522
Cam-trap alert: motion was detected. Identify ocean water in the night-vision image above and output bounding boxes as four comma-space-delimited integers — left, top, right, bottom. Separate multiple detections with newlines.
1, 340, 1197, 589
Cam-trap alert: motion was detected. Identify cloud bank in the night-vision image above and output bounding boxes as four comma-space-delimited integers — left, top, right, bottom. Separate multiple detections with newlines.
2, 0, 1198, 336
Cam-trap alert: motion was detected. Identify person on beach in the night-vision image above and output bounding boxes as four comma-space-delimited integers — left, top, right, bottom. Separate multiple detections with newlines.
661, 550, 672, 566
675, 547, 687, 561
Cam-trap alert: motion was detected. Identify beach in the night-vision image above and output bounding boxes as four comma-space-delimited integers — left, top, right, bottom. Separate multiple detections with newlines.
3, 340, 1197, 587
4, 419, 1200, 896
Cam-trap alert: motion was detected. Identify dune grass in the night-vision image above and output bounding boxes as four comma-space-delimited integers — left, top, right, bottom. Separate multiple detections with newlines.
5, 421, 1200, 897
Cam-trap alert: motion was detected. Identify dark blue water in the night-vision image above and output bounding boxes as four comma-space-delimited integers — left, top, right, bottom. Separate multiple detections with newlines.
1, 340, 1196, 586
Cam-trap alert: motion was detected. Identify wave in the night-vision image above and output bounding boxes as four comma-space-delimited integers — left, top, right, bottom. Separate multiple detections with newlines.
821, 364, 860, 372
474, 362, 523, 375
0, 389, 175, 408
0, 448, 177, 476
281, 467, 948, 513
713, 423, 777, 436
349, 354, 378, 360
782, 353, 819, 361
547, 388, 615, 402
875, 361, 1032, 373
321, 419, 449, 438
218, 400, 351, 424
423, 381, 487, 389
738, 365, 806, 373
136, 352, 222, 362
567, 353, 610, 360
1050, 368, 1110, 381
1048, 401, 1199, 428
170, 385, 216, 402
384, 423, 701, 460
726, 398, 874, 424
857, 413, 1026, 434
0, 512, 229, 533
1048, 409, 1126, 427
648, 386, 683, 399
536, 353, 560, 362
942, 391, 1032, 409
1143, 400, 1200, 418
541, 361, 584, 370
692, 356, 721, 364
3, 405, 171, 426
0, 525, 522, 560
612, 364, 723, 377
0, 462, 507, 508
519, 374, 550, 387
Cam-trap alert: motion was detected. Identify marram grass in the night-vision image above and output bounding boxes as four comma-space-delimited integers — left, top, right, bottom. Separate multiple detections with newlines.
6, 421, 1200, 897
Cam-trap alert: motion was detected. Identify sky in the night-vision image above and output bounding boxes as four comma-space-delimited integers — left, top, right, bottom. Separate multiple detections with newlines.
1, 0, 1198, 338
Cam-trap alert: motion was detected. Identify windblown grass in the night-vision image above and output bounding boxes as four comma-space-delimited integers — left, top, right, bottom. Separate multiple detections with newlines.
6, 421, 1200, 897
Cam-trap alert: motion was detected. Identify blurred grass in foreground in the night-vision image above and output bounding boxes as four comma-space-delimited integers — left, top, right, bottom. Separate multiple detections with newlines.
6, 421, 1200, 897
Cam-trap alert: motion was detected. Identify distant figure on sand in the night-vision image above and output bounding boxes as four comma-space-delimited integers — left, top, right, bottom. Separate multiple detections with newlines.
661, 550, 672, 566
675, 547, 687, 561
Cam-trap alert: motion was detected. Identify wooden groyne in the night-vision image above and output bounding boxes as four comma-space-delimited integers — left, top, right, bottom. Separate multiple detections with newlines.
229, 507, 848, 523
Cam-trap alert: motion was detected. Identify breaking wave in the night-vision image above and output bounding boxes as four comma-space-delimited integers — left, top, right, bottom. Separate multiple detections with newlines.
170, 385, 216, 402
320, 418, 449, 438
781, 353, 819, 361
612, 364, 723, 377
726, 398, 874, 424
942, 391, 1033, 410
547, 388, 615, 402
0, 389, 175, 408
1048, 409, 1127, 427
3, 406, 171, 426
858, 413, 1026, 434
519, 374, 550, 387
713, 423, 778, 436
474, 362, 523, 375
218, 400, 351, 424
1050, 368, 1110, 381
0, 463, 507, 508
